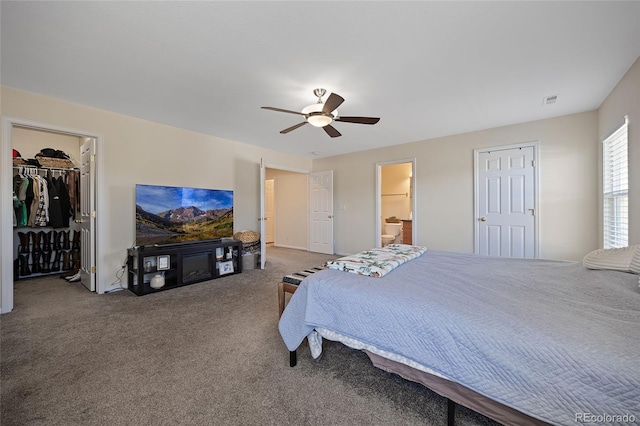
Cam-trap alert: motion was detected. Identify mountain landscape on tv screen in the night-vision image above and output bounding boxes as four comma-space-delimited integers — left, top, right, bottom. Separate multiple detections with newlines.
136, 204, 233, 246
135, 184, 234, 246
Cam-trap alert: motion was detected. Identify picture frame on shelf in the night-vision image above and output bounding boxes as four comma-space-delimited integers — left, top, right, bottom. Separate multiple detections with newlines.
219, 260, 234, 275
157, 255, 170, 270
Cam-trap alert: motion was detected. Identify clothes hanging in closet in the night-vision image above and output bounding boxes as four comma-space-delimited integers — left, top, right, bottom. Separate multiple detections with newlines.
13, 174, 28, 227
12, 168, 78, 229
67, 169, 79, 219
56, 175, 73, 227
47, 173, 63, 228
32, 174, 49, 227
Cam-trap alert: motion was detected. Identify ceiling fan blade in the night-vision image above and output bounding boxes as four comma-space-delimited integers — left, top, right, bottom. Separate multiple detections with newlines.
323, 124, 341, 138
335, 116, 380, 125
280, 122, 308, 134
322, 93, 345, 114
262, 106, 306, 116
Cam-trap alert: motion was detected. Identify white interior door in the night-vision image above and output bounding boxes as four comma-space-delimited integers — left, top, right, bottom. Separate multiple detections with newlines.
265, 179, 275, 243
259, 159, 266, 269
475, 145, 536, 258
79, 138, 96, 291
309, 170, 334, 254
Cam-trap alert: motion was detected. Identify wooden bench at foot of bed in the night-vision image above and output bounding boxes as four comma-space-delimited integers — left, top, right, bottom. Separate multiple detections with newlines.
279, 267, 327, 368
278, 267, 326, 317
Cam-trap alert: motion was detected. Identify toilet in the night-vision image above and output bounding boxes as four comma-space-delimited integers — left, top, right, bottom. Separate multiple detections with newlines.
382, 222, 402, 246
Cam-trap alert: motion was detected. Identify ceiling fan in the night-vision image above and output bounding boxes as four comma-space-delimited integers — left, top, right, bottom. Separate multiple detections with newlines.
261, 88, 380, 138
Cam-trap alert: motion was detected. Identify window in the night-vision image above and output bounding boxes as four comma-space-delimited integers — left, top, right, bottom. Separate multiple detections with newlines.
602, 117, 628, 248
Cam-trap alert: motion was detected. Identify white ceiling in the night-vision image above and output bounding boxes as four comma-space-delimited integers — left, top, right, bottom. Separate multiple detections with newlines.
2, 1, 639, 158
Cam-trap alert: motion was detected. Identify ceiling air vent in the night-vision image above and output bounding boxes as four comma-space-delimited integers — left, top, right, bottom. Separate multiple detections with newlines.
543, 94, 559, 106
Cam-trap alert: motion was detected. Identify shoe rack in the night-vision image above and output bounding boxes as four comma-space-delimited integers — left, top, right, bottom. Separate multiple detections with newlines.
14, 229, 80, 279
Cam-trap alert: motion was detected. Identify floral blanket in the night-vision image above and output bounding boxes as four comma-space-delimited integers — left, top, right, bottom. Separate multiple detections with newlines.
326, 244, 427, 277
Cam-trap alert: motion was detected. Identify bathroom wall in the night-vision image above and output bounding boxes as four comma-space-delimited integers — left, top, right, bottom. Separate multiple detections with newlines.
381, 163, 412, 222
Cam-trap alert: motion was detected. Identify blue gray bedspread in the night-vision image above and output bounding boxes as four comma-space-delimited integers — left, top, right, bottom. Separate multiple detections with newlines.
278, 250, 640, 425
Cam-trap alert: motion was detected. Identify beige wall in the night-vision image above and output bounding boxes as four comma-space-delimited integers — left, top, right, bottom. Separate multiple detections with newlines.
265, 168, 308, 250
13, 127, 81, 162
1, 86, 312, 295
598, 56, 640, 245
314, 111, 600, 261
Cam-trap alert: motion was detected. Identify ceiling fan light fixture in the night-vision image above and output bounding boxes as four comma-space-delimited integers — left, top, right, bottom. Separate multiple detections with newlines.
262, 88, 378, 137
307, 113, 333, 127
302, 103, 337, 127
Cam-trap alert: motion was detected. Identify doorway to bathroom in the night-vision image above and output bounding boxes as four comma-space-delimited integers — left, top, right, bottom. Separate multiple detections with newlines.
375, 159, 416, 248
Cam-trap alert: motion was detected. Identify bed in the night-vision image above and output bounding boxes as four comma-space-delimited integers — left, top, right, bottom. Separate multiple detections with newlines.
278, 248, 640, 426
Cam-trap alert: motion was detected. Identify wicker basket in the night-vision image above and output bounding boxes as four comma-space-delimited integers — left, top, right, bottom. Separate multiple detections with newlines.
35, 156, 76, 169
242, 240, 261, 253
233, 230, 261, 244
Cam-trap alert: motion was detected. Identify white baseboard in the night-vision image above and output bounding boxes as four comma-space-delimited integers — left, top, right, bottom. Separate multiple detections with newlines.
272, 243, 308, 251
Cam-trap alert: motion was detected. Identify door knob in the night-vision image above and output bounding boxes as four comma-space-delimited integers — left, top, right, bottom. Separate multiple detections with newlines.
479, 217, 487, 222
328, 215, 334, 219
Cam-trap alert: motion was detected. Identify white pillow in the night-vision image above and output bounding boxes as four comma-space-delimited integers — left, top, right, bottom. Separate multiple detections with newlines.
630, 246, 640, 274
583, 245, 640, 272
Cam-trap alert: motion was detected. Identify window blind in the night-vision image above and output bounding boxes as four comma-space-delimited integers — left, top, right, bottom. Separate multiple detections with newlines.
602, 118, 628, 249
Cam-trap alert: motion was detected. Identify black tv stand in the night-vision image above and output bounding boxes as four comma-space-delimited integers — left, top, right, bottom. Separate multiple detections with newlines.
137, 238, 226, 251
127, 239, 242, 296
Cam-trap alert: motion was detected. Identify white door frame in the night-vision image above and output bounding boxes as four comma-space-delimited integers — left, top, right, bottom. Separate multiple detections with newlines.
264, 178, 275, 244
259, 160, 310, 268
375, 158, 417, 247
1, 116, 105, 313
259, 160, 266, 269
473, 141, 539, 258
79, 137, 97, 291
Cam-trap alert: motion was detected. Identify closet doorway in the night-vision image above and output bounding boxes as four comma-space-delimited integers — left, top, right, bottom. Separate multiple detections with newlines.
1, 117, 103, 314
375, 159, 416, 247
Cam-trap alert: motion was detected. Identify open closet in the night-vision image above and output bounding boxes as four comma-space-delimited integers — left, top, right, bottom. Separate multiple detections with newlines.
11, 127, 83, 284
2, 117, 100, 313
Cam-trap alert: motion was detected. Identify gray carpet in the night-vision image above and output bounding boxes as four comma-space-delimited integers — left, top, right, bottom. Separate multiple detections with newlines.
1, 246, 499, 425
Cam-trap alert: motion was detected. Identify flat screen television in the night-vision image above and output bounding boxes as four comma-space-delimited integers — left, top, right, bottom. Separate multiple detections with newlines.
135, 184, 233, 247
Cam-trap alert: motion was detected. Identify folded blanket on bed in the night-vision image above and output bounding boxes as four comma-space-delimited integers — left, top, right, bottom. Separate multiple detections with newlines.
326, 244, 427, 277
